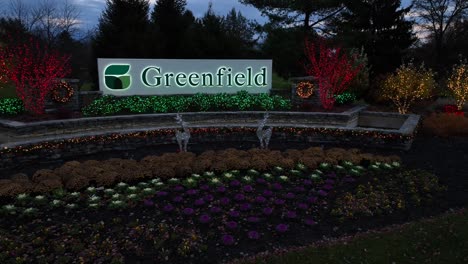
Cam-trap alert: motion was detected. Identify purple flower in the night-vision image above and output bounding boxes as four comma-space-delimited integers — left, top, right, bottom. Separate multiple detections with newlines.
275, 224, 289, 233
286, 211, 297, 219
343, 177, 356, 183
262, 207, 274, 215
226, 221, 238, 229
163, 204, 174, 212
274, 199, 285, 205
307, 196, 318, 204
210, 206, 222, 214
294, 187, 306, 193
325, 179, 335, 185
327, 173, 337, 178
297, 203, 308, 210
194, 199, 205, 206
272, 183, 283, 190
173, 185, 185, 192
229, 210, 240, 218
247, 230, 260, 240
199, 214, 212, 224
156, 191, 168, 197
255, 196, 267, 204
186, 189, 199, 196
204, 194, 214, 202
230, 180, 241, 187
172, 196, 183, 203
240, 203, 252, 211
183, 208, 194, 215
318, 190, 328, 197
263, 190, 274, 197
219, 197, 231, 205
256, 178, 267, 184
304, 218, 317, 226
200, 184, 210, 191
243, 185, 254, 192
234, 194, 245, 201
303, 179, 313, 186
323, 184, 333, 191
284, 192, 296, 199
247, 216, 260, 223
217, 186, 226, 193
221, 234, 235, 246
143, 199, 154, 207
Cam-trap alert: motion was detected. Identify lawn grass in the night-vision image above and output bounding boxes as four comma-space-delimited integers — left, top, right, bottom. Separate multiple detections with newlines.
272, 72, 291, 90
236, 209, 468, 264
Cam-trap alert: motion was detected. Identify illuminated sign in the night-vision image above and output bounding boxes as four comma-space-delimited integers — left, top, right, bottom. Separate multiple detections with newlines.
97, 59, 272, 96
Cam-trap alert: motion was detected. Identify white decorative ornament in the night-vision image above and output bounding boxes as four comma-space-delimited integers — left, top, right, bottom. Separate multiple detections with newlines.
175, 113, 191, 152
256, 112, 273, 149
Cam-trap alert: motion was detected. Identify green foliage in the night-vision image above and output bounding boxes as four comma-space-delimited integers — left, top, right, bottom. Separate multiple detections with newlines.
82, 91, 292, 116
333, 0, 415, 76
0, 98, 24, 115
272, 72, 292, 90
335, 92, 357, 105
347, 48, 370, 98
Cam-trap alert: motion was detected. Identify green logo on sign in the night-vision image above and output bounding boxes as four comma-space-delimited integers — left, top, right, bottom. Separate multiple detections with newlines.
104, 64, 131, 90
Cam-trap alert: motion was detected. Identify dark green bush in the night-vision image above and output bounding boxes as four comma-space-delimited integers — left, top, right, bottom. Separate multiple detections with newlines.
335, 92, 357, 105
0, 98, 25, 115
82, 91, 292, 116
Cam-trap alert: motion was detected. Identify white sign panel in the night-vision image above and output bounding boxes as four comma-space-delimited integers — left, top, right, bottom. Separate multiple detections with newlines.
97, 58, 272, 96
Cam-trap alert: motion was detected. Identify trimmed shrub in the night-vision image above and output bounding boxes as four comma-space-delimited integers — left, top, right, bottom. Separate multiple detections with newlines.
82, 91, 292, 116
0, 98, 24, 115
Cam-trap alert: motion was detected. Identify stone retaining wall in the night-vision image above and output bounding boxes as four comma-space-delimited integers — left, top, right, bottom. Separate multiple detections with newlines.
0, 106, 366, 138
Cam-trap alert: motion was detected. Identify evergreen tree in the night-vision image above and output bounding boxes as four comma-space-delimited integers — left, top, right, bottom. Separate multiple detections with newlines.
93, 0, 152, 59
241, 0, 343, 32
333, 0, 415, 76
151, 0, 194, 58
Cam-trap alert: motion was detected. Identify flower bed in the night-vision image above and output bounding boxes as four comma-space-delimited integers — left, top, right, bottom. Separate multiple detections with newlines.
82, 91, 292, 116
0, 149, 446, 263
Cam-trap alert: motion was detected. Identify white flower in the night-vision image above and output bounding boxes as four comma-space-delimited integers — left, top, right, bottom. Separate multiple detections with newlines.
242, 176, 252, 182
314, 169, 324, 175
143, 187, 154, 193
186, 178, 195, 183
210, 178, 221, 184
355, 166, 365, 171
88, 203, 99, 209
51, 199, 62, 205
204, 172, 214, 177
223, 173, 233, 179
111, 200, 124, 206
127, 186, 138, 192
23, 207, 36, 214
383, 163, 393, 169
262, 173, 272, 178
86, 187, 96, 192
127, 194, 138, 199
392, 162, 401, 168
138, 182, 149, 187
112, 194, 121, 199
155, 182, 164, 187
335, 165, 345, 170
150, 178, 161, 184
66, 203, 77, 209
70, 192, 80, 197
34, 195, 45, 200
191, 174, 201, 179
279, 175, 289, 181
3, 204, 15, 210
117, 182, 128, 188
104, 189, 115, 194
344, 161, 354, 166
16, 193, 28, 200
89, 195, 100, 202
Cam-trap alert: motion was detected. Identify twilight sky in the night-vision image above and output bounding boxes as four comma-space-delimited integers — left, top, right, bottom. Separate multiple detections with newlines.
1, 0, 413, 32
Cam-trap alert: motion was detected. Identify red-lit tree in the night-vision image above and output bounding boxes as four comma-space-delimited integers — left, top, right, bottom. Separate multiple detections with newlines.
0, 38, 71, 114
304, 38, 363, 110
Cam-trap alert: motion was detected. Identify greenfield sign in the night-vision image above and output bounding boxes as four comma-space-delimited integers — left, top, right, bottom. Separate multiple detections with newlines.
97, 59, 272, 96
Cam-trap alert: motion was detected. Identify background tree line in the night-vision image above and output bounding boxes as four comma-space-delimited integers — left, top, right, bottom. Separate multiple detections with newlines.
0, 0, 467, 98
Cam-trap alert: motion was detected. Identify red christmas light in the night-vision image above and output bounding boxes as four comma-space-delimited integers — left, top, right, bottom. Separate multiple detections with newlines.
0, 38, 71, 114
303, 38, 363, 110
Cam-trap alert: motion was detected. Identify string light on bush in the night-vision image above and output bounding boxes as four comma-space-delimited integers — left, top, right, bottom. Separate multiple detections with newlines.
1, 126, 415, 156
296, 82, 315, 99
51, 81, 74, 103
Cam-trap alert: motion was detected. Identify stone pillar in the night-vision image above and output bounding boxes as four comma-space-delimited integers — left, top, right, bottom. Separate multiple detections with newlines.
289, 76, 320, 108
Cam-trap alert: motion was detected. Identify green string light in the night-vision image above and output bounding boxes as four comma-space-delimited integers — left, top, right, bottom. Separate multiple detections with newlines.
82, 91, 292, 117
0, 98, 25, 115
